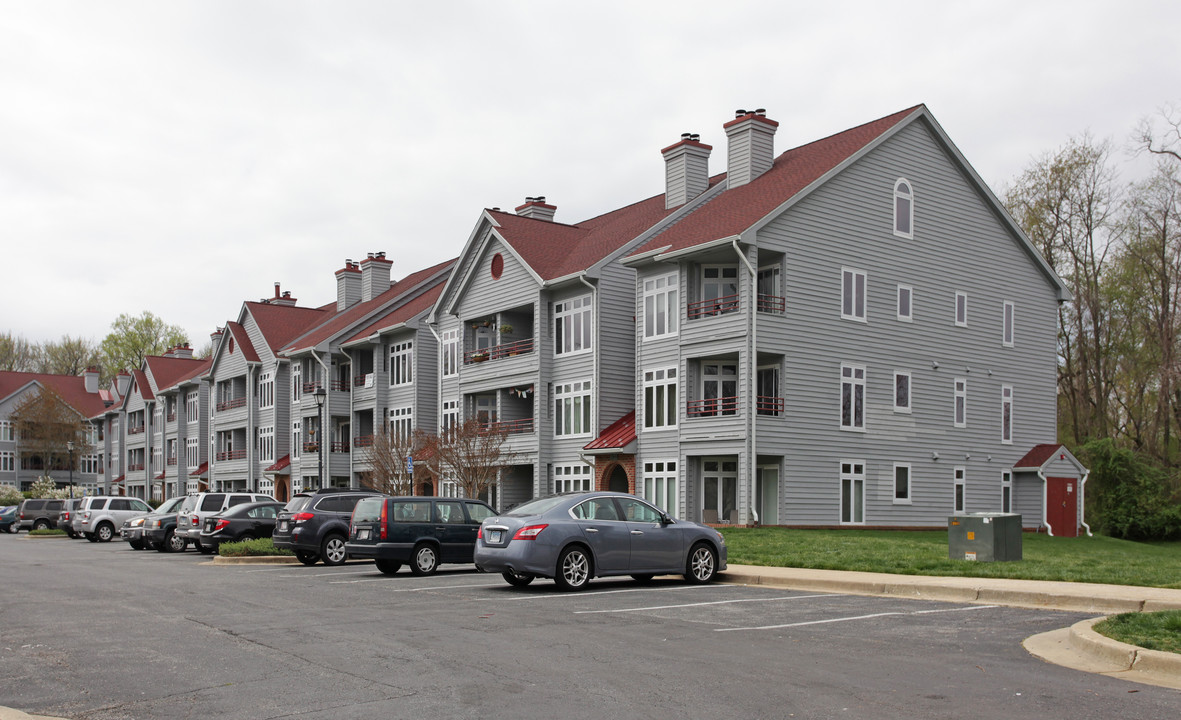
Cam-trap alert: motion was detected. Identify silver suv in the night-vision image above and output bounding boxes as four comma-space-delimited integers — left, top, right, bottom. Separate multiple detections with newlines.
177, 492, 273, 554
77, 496, 153, 542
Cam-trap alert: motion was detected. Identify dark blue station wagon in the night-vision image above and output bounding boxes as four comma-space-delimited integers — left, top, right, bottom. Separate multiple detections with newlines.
346, 496, 496, 576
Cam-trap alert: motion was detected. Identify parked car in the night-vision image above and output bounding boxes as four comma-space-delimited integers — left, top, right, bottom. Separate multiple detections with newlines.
175, 492, 274, 553
346, 496, 496, 576
273, 488, 384, 566
17, 498, 65, 531
122, 496, 186, 550
76, 496, 153, 542
0, 506, 18, 533
474, 491, 727, 591
58, 498, 84, 538
142, 496, 194, 553
197, 501, 285, 553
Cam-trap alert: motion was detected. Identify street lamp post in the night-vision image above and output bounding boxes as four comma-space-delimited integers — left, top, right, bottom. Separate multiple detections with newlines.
67, 440, 74, 499
313, 387, 327, 492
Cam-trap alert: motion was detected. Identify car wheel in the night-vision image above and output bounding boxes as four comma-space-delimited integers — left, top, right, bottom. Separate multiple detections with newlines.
296, 550, 319, 566
685, 542, 718, 584
554, 546, 592, 591
165, 529, 186, 553
630, 574, 655, 584
237, 532, 255, 543
197, 543, 215, 555
85, 532, 97, 542
9, 525, 20, 534
321, 535, 347, 566
96, 523, 115, 542
502, 570, 534, 587
410, 544, 439, 576
33, 520, 50, 531
129, 539, 145, 550
375, 559, 402, 575
65, 529, 76, 538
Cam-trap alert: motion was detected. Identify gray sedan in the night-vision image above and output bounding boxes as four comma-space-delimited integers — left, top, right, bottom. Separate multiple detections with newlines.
474, 491, 726, 591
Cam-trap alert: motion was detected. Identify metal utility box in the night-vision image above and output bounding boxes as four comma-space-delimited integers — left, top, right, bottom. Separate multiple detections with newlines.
948, 513, 1022, 562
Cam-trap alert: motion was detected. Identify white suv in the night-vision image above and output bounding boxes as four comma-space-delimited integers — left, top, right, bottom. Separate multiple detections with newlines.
78, 496, 153, 542
177, 492, 273, 553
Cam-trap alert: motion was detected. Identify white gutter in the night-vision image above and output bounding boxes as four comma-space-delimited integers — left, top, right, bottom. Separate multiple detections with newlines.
1037, 467, 1053, 537
1079, 469, 1092, 537
580, 275, 600, 461
733, 238, 758, 526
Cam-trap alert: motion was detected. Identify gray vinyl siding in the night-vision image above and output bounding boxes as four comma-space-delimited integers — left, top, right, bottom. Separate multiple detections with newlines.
596, 262, 637, 431
751, 117, 1059, 527
413, 324, 439, 433
1012, 471, 1043, 529
453, 237, 538, 320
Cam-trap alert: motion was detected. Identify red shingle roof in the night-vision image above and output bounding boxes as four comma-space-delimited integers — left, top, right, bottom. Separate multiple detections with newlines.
144, 355, 208, 394
243, 302, 332, 355
628, 106, 921, 258
583, 411, 637, 452
264, 455, 291, 473
225, 321, 260, 363
343, 279, 448, 345
189, 462, 208, 478
130, 369, 155, 401
0, 371, 109, 418
1013, 444, 1066, 469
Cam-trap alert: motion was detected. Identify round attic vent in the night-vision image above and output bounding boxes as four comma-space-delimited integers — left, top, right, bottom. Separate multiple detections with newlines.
491, 253, 504, 280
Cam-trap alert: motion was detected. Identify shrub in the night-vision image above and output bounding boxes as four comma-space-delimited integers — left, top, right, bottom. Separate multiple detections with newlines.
217, 538, 294, 557
28, 528, 67, 536
1080, 439, 1181, 541
0, 486, 23, 506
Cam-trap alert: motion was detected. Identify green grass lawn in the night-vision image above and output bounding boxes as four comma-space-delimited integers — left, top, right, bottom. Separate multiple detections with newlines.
1094, 611, 1181, 653
719, 527, 1181, 589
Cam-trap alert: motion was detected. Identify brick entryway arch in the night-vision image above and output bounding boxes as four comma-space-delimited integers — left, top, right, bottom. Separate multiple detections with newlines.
595, 455, 635, 493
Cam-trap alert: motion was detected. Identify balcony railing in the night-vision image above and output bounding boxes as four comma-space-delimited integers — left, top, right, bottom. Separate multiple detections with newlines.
127, 426, 145, 435
464, 338, 535, 365
686, 396, 740, 418
757, 396, 784, 416
757, 294, 786, 314
302, 381, 322, 393
353, 374, 375, 388
330, 380, 350, 392
215, 450, 246, 461
128, 463, 145, 471
216, 397, 247, 412
354, 434, 375, 448
687, 294, 740, 320
330, 440, 350, 453
478, 418, 535, 435
303, 442, 320, 453
167, 458, 178, 466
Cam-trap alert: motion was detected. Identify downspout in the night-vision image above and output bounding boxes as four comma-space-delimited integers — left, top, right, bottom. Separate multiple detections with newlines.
1037, 467, 1053, 537
733, 239, 758, 526
246, 365, 256, 493
580, 275, 600, 491
1079, 469, 1092, 537
344, 348, 356, 490
311, 349, 332, 487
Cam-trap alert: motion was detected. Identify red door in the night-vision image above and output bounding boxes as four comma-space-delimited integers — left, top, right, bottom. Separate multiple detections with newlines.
1046, 476, 1078, 537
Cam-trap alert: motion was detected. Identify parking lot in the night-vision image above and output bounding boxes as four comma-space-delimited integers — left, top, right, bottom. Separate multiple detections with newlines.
3, 537, 1179, 719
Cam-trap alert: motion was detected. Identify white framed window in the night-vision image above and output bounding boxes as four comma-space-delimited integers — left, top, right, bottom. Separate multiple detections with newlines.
440, 399, 459, 437
842, 268, 867, 321
554, 380, 592, 437
389, 407, 413, 442
186, 438, 199, 469
702, 458, 738, 523
554, 295, 592, 355
897, 285, 912, 322
954, 467, 966, 512
257, 425, 274, 463
894, 178, 914, 238
643, 273, 679, 339
955, 291, 968, 327
840, 460, 865, 524
441, 329, 459, 376
954, 378, 967, 428
152, 446, 162, 473
80, 454, 99, 474
1003, 301, 1015, 347
258, 372, 274, 409
840, 364, 866, 431
757, 365, 781, 416
186, 390, 199, 423
893, 463, 911, 504
1001, 470, 1013, 513
291, 421, 301, 460
292, 364, 302, 402
643, 367, 678, 429
0, 421, 13, 442
390, 341, 413, 386
1001, 385, 1013, 444
757, 265, 783, 313
893, 371, 911, 413
0, 451, 14, 472
439, 476, 461, 498
698, 362, 738, 417
642, 460, 678, 517
554, 464, 592, 494
700, 265, 739, 316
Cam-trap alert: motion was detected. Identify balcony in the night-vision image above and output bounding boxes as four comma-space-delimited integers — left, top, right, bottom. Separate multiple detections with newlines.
302, 381, 322, 393
353, 374, 375, 389
479, 418, 535, 435
686, 396, 739, 418
128, 463, 145, 471
354, 434, 375, 448
464, 338, 535, 365
215, 450, 246, 461
127, 426, 145, 435
167, 458, 178, 466
330, 440, 350, 453
166, 413, 177, 422
330, 380, 350, 392
216, 397, 246, 412
757, 294, 786, 314
303, 442, 320, 453
688, 294, 740, 320
757, 396, 784, 416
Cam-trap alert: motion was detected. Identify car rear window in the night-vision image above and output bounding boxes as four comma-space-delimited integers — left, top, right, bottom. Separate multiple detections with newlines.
226, 495, 251, 508
179, 496, 198, 513
89, 498, 109, 510
465, 502, 495, 523
283, 496, 313, 513
110, 499, 132, 511
352, 498, 383, 523
391, 501, 430, 523
200, 494, 225, 511
505, 495, 567, 517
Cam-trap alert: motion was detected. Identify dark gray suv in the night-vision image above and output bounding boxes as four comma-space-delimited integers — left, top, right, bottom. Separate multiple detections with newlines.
272, 489, 384, 566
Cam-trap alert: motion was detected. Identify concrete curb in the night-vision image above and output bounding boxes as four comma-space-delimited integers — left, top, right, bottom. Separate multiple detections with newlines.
0, 706, 69, 720
1074, 617, 1181, 681
1024, 618, 1181, 690
209, 555, 298, 565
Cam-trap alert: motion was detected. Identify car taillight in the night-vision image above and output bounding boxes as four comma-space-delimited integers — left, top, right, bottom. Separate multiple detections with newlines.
476, 526, 482, 540
214, 518, 230, 532
83, 511, 91, 520
512, 524, 548, 540
62, 512, 70, 521
291, 512, 315, 523
380, 501, 388, 541
189, 514, 199, 526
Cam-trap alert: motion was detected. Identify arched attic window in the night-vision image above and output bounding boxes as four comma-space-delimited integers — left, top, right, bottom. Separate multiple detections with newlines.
894, 179, 914, 238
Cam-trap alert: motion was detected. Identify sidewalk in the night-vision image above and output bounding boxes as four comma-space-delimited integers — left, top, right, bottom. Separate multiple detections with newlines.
720, 564, 1181, 690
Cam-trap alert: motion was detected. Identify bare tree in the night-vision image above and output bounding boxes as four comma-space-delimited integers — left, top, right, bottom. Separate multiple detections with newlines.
0, 332, 39, 372
1134, 103, 1181, 167
37, 335, 100, 376
9, 386, 94, 481
362, 426, 433, 496
428, 418, 518, 499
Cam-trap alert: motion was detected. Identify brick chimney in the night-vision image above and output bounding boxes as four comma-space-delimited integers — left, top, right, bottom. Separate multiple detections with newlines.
360, 252, 392, 303
268, 282, 298, 307
724, 108, 778, 189
515, 196, 556, 222
662, 133, 712, 209
336, 259, 362, 311
83, 366, 100, 394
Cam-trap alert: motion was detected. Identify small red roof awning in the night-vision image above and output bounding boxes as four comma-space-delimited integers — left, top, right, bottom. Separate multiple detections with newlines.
154, 472, 166, 480
264, 454, 291, 473
582, 411, 637, 454
111, 475, 126, 484
188, 462, 208, 479
1013, 444, 1065, 469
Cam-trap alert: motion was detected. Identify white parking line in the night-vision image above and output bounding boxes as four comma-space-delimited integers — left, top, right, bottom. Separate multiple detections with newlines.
574, 593, 844, 614
512, 584, 737, 601
270, 569, 378, 578
714, 604, 1000, 632
328, 578, 503, 591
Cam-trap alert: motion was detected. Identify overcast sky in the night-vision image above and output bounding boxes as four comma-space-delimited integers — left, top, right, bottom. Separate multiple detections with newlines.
3, 1, 1179, 349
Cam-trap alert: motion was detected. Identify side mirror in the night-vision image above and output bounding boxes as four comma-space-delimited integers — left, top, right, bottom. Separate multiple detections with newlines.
660, 512, 674, 526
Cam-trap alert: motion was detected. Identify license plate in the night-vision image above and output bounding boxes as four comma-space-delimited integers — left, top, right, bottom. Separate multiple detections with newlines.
358, 529, 370, 540
488, 530, 502, 544
279, 521, 288, 532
